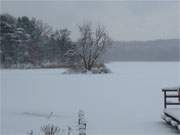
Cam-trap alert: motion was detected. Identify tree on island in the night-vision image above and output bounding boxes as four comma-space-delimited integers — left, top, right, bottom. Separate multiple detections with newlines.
66, 22, 111, 71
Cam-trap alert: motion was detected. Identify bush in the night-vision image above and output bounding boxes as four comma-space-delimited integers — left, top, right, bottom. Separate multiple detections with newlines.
63, 63, 111, 74
91, 64, 111, 74
41, 124, 60, 135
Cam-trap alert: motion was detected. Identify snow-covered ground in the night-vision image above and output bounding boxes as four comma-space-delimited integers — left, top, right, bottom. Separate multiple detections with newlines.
1, 62, 180, 135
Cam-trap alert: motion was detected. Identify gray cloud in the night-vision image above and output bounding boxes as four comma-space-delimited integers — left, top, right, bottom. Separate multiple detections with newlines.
1, 0, 180, 41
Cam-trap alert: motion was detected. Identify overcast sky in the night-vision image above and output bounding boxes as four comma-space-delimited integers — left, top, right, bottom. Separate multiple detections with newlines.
1, 0, 180, 41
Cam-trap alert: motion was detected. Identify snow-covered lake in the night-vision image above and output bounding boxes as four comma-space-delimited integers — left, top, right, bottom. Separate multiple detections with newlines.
1, 62, 180, 135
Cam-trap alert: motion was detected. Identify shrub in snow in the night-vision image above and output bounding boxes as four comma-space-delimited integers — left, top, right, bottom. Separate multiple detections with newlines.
41, 124, 60, 135
91, 65, 111, 74
63, 64, 111, 74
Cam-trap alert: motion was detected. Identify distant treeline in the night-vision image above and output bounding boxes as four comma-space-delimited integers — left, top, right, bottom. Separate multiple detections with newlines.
0, 14, 77, 68
105, 39, 180, 62
1, 14, 179, 69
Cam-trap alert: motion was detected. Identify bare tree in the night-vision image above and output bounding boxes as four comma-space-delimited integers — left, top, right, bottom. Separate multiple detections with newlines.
41, 124, 60, 135
68, 22, 111, 70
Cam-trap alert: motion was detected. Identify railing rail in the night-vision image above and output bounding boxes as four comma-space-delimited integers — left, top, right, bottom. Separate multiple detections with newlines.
162, 87, 180, 108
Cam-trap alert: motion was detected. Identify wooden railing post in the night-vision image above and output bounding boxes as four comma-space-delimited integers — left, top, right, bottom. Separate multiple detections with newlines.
178, 88, 180, 102
163, 90, 167, 108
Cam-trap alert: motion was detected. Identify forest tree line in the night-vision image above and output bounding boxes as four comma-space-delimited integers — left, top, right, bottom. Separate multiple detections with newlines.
0, 13, 77, 68
0, 14, 111, 70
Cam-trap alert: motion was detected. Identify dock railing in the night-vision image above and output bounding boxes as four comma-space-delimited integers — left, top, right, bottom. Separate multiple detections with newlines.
162, 87, 180, 108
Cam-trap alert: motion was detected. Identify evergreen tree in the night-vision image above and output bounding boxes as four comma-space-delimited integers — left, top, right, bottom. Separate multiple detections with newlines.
0, 13, 75, 68
0, 14, 21, 66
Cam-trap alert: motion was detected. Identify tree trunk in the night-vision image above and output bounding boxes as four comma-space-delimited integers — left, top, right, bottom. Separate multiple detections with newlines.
82, 57, 88, 70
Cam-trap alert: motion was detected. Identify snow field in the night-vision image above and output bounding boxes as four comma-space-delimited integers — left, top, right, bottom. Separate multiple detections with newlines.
1, 62, 180, 135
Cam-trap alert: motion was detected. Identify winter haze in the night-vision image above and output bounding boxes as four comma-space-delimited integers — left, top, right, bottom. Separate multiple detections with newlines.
1, 0, 180, 41
1, 1, 180, 62
1, 1, 180, 135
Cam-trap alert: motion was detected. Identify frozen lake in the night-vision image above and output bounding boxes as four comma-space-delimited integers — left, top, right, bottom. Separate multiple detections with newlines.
1, 62, 180, 135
